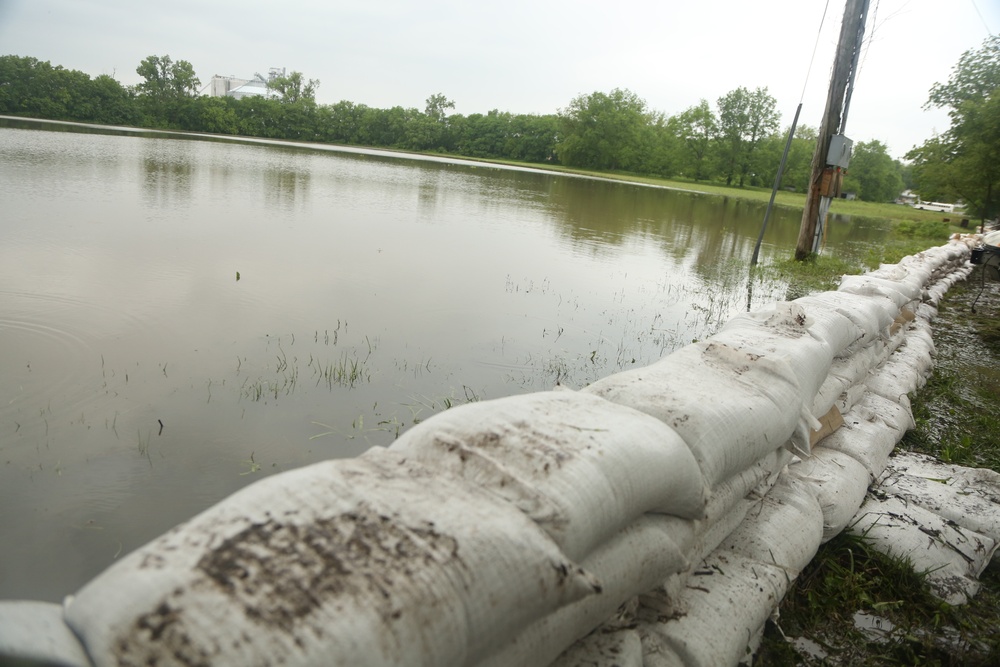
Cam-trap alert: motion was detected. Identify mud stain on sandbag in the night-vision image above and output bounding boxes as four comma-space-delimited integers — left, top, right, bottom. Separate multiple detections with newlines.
197, 503, 463, 632
461, 426, 575, 474
117, 598, 218, 667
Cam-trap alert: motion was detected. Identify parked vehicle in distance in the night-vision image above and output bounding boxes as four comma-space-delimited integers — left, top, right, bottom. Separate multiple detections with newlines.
912, 201, 959, 213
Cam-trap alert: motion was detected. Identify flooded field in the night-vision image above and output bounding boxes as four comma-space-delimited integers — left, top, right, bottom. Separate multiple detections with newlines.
0, 121, 891, 600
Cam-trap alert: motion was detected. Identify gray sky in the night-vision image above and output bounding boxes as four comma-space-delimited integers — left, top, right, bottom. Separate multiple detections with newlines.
1, 0, 996, 158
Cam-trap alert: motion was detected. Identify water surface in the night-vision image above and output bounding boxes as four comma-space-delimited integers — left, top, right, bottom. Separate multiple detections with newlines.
0, 122, 890, 600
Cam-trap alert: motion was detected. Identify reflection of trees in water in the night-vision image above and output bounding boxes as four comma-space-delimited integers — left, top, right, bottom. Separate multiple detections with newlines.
263, 168, 311, 212
141, 155, 193, 208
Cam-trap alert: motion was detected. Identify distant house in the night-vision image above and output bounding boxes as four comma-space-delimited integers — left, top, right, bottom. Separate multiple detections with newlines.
897, 189, 919, 206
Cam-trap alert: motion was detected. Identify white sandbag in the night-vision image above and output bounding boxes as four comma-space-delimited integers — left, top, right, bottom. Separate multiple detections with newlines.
838, 274, 918, 310
715, 302, 835, 401
638, 475, 821, 667
787, 447, 870, 541
628, 448, 789, 625
477, 515, 694, 667
389, 390, 705, 560
877, 452, 1000, 543
702, 448, 790, 531
788, 298, 866, 357
716, 475, 823, 575
550, 625, 644, 667
638, 449, 791, 623
811, 344, 887, 418
849, 495, 998, 605
0, 600, 92, 667
865, 351, 931, 404
583, 341, 803, 488
835, 382, 869, 415
65, 450, 601, 667
819, 393, 912, 478
867, 263, 931, 294
793, 292, 894, 357
639, 553, 790, 667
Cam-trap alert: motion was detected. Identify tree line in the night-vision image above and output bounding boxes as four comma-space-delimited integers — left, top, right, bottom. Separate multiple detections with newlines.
0, 51, 939, 206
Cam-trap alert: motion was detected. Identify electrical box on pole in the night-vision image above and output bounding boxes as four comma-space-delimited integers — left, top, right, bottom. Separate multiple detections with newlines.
826, 134, 853, 169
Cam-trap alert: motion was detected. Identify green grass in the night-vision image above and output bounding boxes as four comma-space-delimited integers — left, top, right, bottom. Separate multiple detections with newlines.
755, 532, 1000, 666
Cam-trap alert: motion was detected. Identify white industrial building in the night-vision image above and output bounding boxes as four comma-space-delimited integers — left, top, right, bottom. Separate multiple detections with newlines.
206, 68, 285, 99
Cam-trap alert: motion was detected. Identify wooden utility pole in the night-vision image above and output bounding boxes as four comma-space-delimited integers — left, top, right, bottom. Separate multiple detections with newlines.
795, 0, 871, 260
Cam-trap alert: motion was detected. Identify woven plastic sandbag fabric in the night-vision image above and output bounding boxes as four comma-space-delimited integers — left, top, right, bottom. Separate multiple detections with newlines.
583, 340, 803, 488
389, 390, 706, 561
64, 450, 602, 667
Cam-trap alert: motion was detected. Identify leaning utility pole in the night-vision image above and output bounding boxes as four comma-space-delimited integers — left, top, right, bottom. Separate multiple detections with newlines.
795, 0, 871, 260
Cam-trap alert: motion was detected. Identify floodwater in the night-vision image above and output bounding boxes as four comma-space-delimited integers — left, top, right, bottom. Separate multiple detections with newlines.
0, 120, 891, 601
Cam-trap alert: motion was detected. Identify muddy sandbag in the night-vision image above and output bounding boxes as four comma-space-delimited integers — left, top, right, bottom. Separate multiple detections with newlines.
849, 495, 998, 605
864, 348, 932, 405
549, 626, 643, 667
389, 390, 705, 560
811, 344, 887, 417
0, 600, 92, 667
64, 450, 600, 667
787, 447, 870, 541
583, 341, 803, 488
717, 475, 823, 574
713, 302, 834, 404
838, 274, 919, 310
639, 553, 790, 667
818, 394, 913, 479
477, 514, 693, 667
876, 452, 1000, 544
795, 292, 895, 356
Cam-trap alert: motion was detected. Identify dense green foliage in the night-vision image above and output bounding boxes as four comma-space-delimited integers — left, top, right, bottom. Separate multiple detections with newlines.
908, 35, 1000, 221
0, 52, 915, 199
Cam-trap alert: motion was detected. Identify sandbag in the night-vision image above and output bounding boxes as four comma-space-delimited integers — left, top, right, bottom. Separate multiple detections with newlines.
795, 292, 895, 356
849, 495, 998, 605
549, 626, 644, 667
787, 447, 870, 541
477, 515, 694, 667
838, 274, 918, 310
0, 600, 91, 667
583, 341, 803, 488
638, 475, 822, 667
64, 450, 600, 667
876, 452, 1000, 544
639, 553, 790, 667
716, 475, 823, 575
714, 302, 834, 401
389, 390, 705, 560
810, 344, 887, 419
819, 393, 913, 478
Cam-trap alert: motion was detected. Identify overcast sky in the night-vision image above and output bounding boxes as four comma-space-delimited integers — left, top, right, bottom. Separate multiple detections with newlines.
1, 0, 996, 158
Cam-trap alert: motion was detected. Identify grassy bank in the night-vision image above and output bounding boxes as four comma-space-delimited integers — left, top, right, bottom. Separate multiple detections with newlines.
753, 261, 1000, 666
444, 154, 968, 224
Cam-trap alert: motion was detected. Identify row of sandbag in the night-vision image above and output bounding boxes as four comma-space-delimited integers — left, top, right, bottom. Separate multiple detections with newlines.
544, 239, 987, 666
0, 241, 978, 667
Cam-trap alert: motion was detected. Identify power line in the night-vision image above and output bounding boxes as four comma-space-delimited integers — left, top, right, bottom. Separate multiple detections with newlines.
800, 0, 834, 105
968, 0, 993, 36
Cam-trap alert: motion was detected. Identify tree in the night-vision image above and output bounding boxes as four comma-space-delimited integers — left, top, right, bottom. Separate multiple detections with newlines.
136, 55, 199, 99
135, 55, 200, 126
557, 88, 652, 171
267, 71, 319, 104
716, 87, 780, 187
909, 36, 1000, 221
841, 140, 904, 202
669, 100, 718, 181
927, 35, 1000, 113
424, 93, 455, 121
